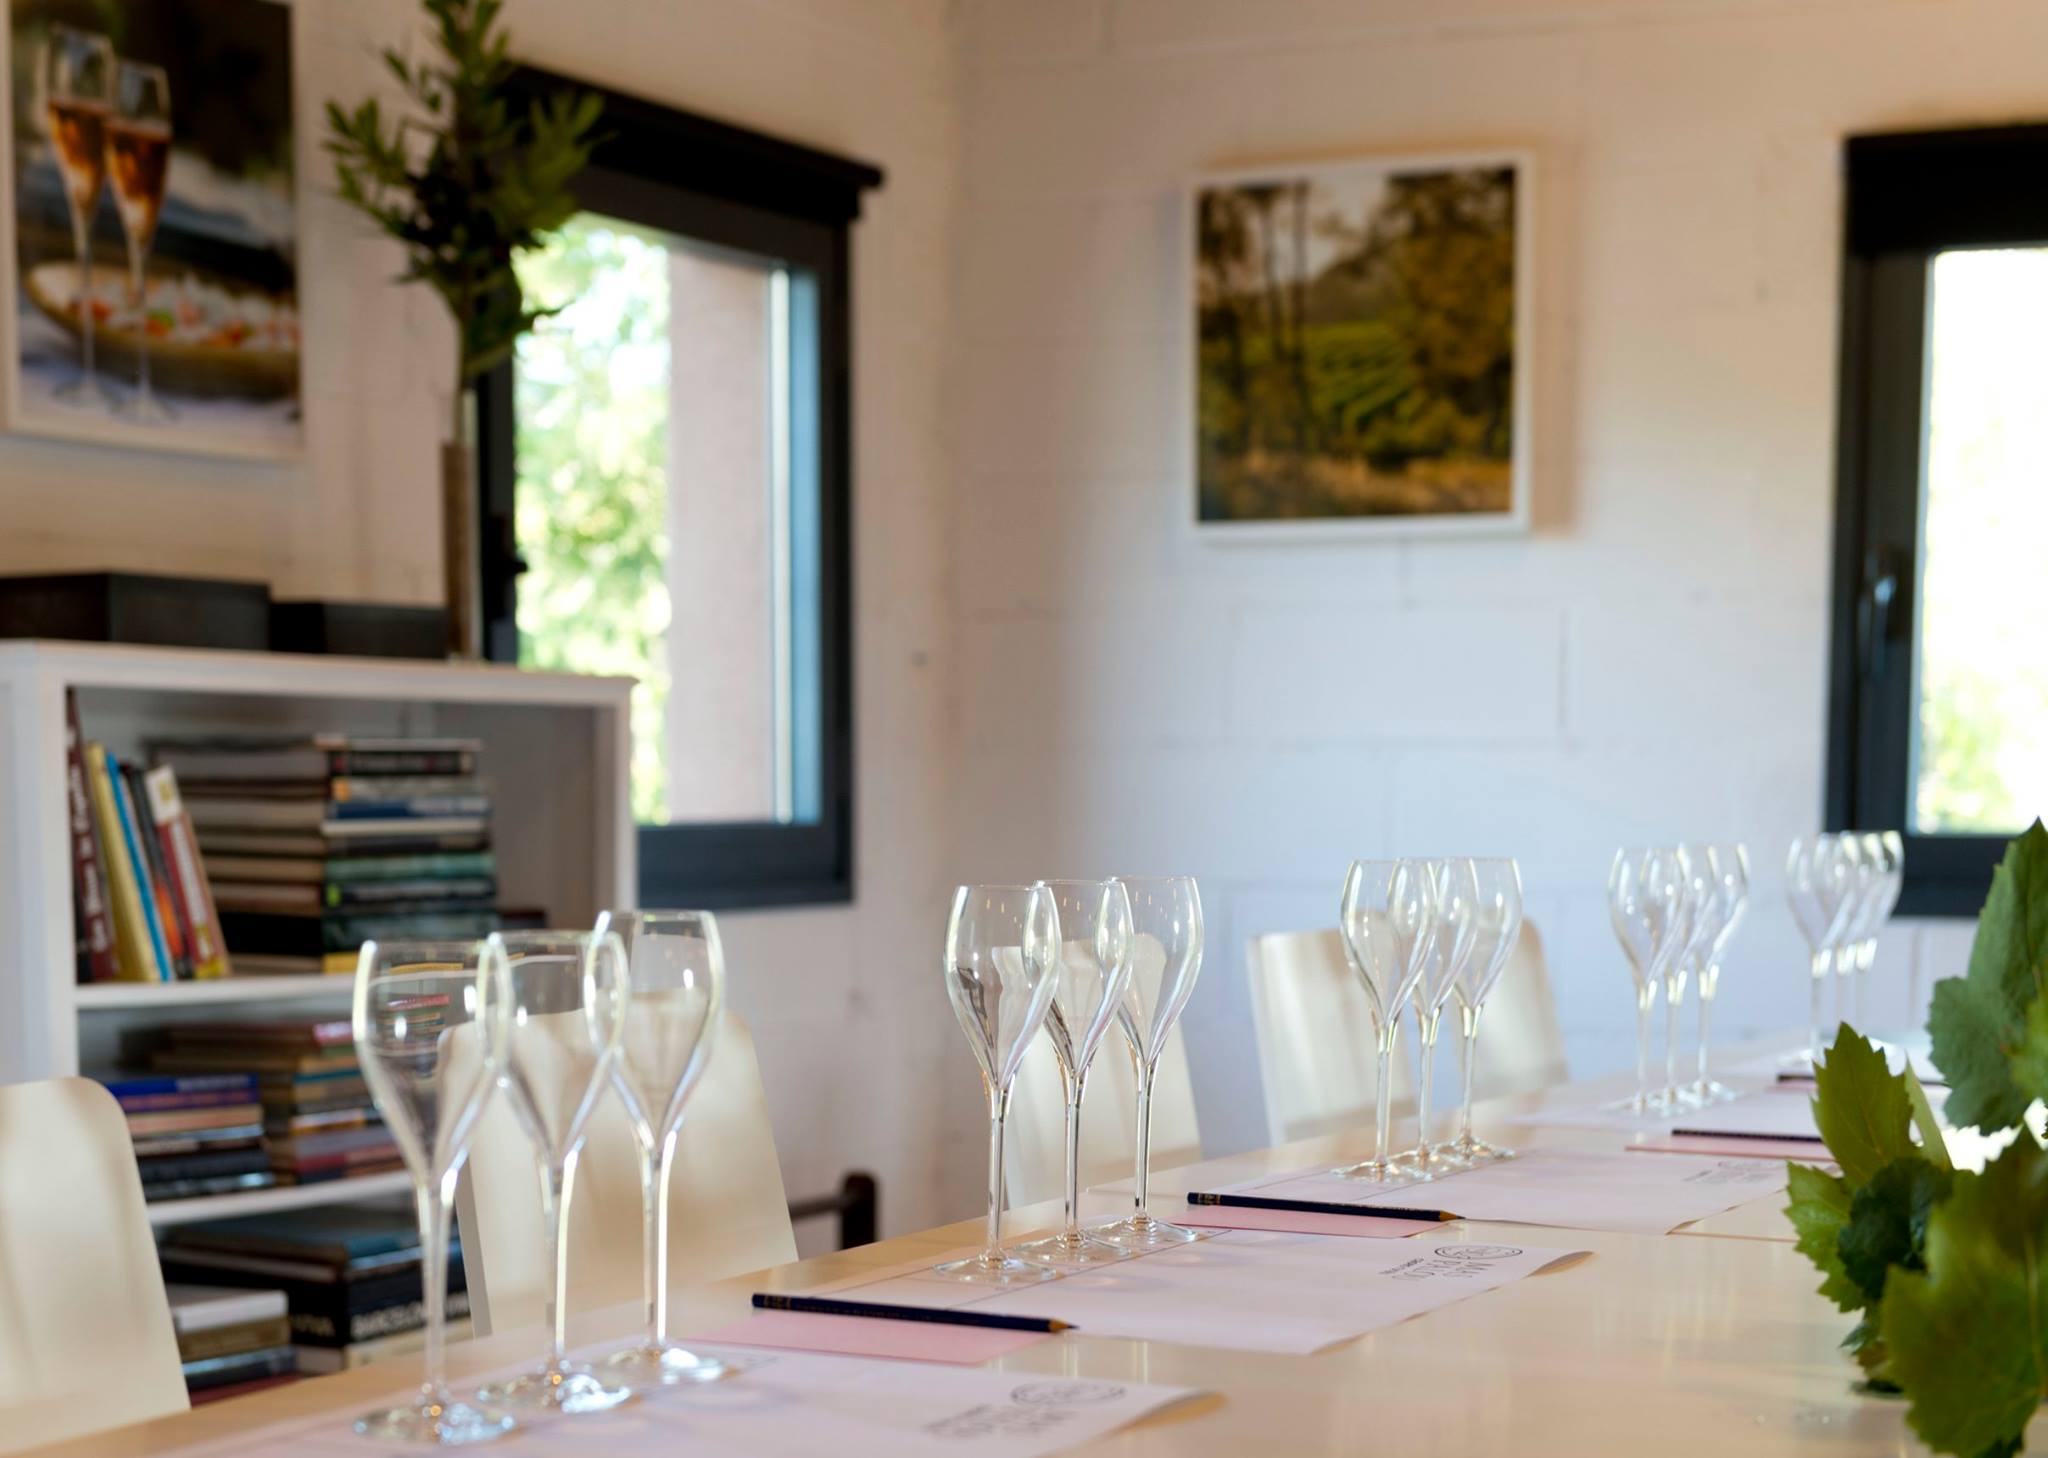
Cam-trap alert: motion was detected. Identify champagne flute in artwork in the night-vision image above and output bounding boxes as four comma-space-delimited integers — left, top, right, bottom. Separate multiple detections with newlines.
107, 59, 173, 422
42, 27, 115, 406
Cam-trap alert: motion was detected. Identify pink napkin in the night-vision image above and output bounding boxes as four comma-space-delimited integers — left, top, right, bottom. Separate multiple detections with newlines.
1627, 1134, 1835, 1163
698, 1310, 1054, 1365
1176, 1204, 1434, 1239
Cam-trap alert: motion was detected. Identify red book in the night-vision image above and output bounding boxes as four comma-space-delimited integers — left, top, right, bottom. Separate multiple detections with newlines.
63, 692, 118, 982
145, 766, 230, 979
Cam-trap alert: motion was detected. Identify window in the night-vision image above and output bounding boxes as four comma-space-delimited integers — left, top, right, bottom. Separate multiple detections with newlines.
478, 71, 880, 908
1828, 126, 2048, 913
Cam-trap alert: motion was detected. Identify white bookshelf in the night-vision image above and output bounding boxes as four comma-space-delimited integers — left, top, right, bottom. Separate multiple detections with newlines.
0, 639, 635, 1225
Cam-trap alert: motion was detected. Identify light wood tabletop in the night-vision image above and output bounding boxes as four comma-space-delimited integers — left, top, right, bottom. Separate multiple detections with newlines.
22, 1039, 1992, 1457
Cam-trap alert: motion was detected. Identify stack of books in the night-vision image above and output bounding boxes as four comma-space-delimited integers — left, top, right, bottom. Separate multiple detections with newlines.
64, 692, 229, 983
147, 1020, 401, 1186
149, 735, 497, 976
99, 1072, 274, 1203
158, 1208, 471, 1374
166, 1284, 296, 1403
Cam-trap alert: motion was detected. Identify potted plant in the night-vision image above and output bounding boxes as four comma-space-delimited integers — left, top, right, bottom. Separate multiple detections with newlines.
325, 0, 600, 658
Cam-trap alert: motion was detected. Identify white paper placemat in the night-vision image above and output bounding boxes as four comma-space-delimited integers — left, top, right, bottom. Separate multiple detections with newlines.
162, 1344, 1205, 1458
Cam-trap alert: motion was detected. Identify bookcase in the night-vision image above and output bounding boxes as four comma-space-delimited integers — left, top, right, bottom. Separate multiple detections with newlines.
0, 640, 635, 1225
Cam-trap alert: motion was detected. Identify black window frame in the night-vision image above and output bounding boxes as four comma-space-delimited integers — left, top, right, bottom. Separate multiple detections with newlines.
1827, 124, 2048, 916
478, 68, 881, 910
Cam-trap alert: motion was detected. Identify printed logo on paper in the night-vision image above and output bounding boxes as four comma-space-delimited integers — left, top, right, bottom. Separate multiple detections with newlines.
1010, 1380, 1128, 1406
1432, 1243, 1523, 1260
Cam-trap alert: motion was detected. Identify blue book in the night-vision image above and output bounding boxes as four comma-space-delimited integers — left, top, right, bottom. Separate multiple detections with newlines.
108, 755, 173, 982
97, 1072, 257, 1099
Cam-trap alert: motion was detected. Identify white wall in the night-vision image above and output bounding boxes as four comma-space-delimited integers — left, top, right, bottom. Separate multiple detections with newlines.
949, 0, 2029, 1156
0, 0, 976, 1238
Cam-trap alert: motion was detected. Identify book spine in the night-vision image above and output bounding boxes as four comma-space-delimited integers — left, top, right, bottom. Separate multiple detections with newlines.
87, 745, 158, 983
329, 776, 483, 802
64, 693, 119, 982
112, 757, 178, 987
327, 796, 492, 820
123, 762, 191, 978
323, 851, 496, 884
146, 766, 231, 979
323, 878, 497, 909
331, 749, 476, 777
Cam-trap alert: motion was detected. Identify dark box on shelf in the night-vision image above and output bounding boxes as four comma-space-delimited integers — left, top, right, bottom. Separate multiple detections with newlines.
270, 601, 447, 660
0, 572, 270, 650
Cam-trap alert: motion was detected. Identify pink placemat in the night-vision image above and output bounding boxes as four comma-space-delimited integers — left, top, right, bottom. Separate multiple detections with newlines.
698, 1309, 1054, 1365
1175, 1204, 1435, 1239
1628, 1134, 1835, 1164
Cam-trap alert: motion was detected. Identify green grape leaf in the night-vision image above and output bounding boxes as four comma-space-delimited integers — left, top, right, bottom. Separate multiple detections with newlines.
1904, 1068, 1953, 1172
1837, 1156, 1953, 1304
1785, 1161, 1859, 1311
1930, 821, 2048, 1131
1810, 1024, 1916, 1185
1882, 1140, 2048, 1458
2006, 996, 2048, 1112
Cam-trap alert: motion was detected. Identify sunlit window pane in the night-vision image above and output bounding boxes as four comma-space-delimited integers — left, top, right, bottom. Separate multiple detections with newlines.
1912, 248, 2048, 833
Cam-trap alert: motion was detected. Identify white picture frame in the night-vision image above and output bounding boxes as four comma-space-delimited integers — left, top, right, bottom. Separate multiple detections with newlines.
1189, 148, 1533, 542
0, 0, 302, 462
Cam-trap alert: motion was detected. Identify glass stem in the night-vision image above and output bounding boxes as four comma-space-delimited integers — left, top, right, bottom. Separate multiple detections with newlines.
541, 1151, 575, 1369
1633, 985, 1654, 1107
417, 1172, 452, 1404
1415, 1009, 1440, 1156
639, 1129, 678, 1348
1663, 981, 1681, 1095
1810, 950, 1831, 1053
984, 1084, 1010, 1259
1456, 1001, 1481, 1142
1372, 1019, 1396, 1168
1132, 1063, 1155, 1221
1061, 1068, 1085, 1239
1696, 976, 1716, 1086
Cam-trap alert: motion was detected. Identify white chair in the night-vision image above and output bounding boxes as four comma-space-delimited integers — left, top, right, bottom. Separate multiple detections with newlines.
1246, 927, 1419, 1147
459, 1011, 797, 1336
1468, 922, 1570, 1100
1004, 1028, 1202, 1210
0, 1078, 187, 1454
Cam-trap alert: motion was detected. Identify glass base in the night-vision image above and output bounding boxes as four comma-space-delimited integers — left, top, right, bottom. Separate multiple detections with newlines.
1445, 1132, 1514, 1162
1093, 1212, 1201, 1248
1600, 1091, 1659, 1115
354, 1395, 516, 1446
601, 1341, 731, 1385
1333, 1157, 1399, 1182
1389, 1144, 1457, 1180
932, 1250, 1061, 1284
51, 373, 119, 408
1013, 1230, 1132, 1268
116, 386, 175, 424
475, 1364, 635, 1415
1692, 1078, 1739, 1104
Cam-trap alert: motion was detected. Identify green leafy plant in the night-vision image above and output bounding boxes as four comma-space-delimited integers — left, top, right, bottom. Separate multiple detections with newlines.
323, 0, 601, 441
1790, 821, 2048, 1458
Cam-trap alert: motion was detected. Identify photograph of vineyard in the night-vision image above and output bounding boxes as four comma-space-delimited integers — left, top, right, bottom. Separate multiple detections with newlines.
1195, 161, 1520, 528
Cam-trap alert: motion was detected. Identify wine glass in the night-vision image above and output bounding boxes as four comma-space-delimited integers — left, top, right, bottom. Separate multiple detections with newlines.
1096, 874, 1205, 1247
476, 931, 635, 1413
1333, 859, 1435, 1181
1850, 831, 1904, 1028
1668, 844, 1726, 1111
1833, 836, 1877, 1029
351, 939, 515, 1445
1447, 857, 1523, 1163
593, 910, 729, 1386
1399, 859, 1479, 1175
42, 27, 115, 407
936, 883, 1062, 1283
1607, 847, 1685, 1113
1692, 843, 1748, 1103
107, 59, 173, 423
1787, 834, 1855, 1060
1014, 880, 1136, 1268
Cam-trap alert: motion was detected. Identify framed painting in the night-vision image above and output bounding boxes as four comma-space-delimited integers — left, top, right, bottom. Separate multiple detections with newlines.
2, 0, 299, 460
1191, 150, 1531, 539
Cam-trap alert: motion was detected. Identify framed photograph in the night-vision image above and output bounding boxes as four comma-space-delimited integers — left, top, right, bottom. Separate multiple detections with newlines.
2, 0, 299, 460
1192, 150, 1531, 539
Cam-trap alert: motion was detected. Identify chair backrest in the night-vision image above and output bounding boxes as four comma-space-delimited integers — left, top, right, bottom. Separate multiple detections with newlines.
1245, 927, 1419, 1147
1471, 922, 1570, 1099
0, 1078, 187, 1454
1004, 1026, 1202, 1210
459, 1010, 797, 1335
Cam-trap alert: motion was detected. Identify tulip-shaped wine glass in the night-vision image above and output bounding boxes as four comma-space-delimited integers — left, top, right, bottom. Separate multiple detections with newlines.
1446, 857, 1523, 1163
1334, 859, 1436, 1181
1607, 848, 1686, 1112
1850, 831, 1904, 1027
1096, 874, 1205, 1249
1015, 879, 1136, 1268
1692, 844, 1748, 1103
351, 939, 515, 1445
477, 931, 634, 1414
1667, 845, 1726, 1111
1399, 859, 1479, 1175
1787, 835, 1856, 1061
594, 910, 729, 1386
937, 883, 1062, 1283
1833, 836, 1876, 1029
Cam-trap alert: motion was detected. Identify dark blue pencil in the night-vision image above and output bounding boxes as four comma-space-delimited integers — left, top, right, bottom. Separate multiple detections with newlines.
1186, 1191, 1459, 1222
751, 1292, 1072, 1333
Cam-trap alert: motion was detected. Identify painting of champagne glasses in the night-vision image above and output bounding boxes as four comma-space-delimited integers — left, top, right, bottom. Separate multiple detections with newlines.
7, 0, 297, 458
1193, 152, 1530, 536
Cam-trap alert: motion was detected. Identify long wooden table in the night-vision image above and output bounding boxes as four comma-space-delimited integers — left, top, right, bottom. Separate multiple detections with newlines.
25, 1043, 1952, 1457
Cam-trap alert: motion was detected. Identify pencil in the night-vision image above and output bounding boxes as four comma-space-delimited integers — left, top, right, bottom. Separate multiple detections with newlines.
1669, 1128, 1829, 1144
751, 1292, 1072, 1333
1185, 1191, 1459, 1222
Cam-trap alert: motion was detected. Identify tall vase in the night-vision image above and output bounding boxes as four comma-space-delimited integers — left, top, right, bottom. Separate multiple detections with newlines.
441, 440, 481, 660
